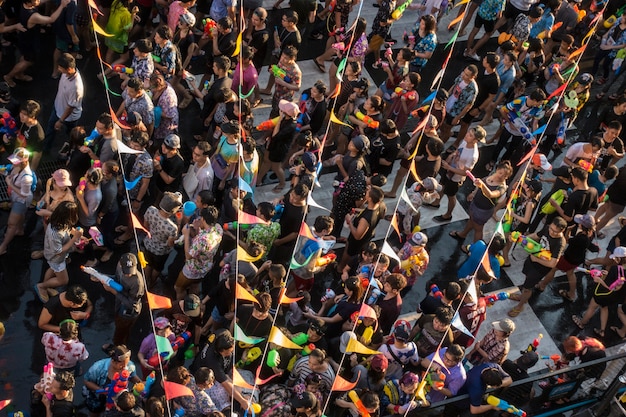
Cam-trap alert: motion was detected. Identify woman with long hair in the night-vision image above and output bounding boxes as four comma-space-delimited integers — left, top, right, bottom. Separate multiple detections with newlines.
409, 14, 437, 73
77, 167, 104, 267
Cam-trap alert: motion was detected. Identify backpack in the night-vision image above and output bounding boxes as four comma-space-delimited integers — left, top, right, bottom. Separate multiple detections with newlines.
20, 171, 37, 193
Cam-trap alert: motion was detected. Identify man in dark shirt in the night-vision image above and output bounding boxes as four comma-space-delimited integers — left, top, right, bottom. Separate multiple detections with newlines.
449, 363, 512, 415
546, 167, 598, 229
38, 285, 92, 333
369, 119, 400, 177
409, 306, 454, 358
595, 120, 624, 172
269, 183, 309, 264
201, 56, 232, 123
40, 371, 75, 417
501, 351, 539, 406
154, 134, 185, 203
453, 52, 500, 149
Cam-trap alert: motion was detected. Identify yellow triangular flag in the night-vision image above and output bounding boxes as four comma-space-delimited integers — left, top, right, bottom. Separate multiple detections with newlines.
330, 110, 352, 128
237, 245, 264, 263
92, 19, 113, 37
232, 32, 243, 57
268, 326, 303, 349
345, 338, 380, 355
416, 379, 428, 403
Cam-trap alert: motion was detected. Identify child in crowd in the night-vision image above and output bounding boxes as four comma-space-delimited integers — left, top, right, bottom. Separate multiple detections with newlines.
467, 319, 515, 365
41, 319, 89, 373
379, 322, 420, 380
396, 232, 429, 296
381, 372, 427, 413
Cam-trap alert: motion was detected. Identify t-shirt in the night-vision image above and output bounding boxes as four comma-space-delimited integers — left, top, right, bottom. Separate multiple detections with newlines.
596, 137, 624, 171
448, 141, 479, 182
182, 225, 223, 279
20, 122, 44, 153
144, 206, 178, 256
458, 363, 510, 407
607, 166, 626, 205
236, 305, 272, 338
473, 70, 500, 109
378, 342, 419, 380
41, 332, 89, 369
156, 152, 184, 193
190, 345, 232, 383
560, 188, 598, 224
43, 294, 89, 327
376, 294, 402, 335
415, 314, 453, 357
562, 232, 599, 265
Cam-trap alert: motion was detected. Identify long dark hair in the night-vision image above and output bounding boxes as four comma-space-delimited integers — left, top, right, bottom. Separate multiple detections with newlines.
49, 201, 78, 231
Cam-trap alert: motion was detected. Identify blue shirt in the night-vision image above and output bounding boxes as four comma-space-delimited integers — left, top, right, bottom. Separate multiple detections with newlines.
458, 363, 509, 407
530, 11, 554, 38
496, 62, 516, 96
410, 31, 437, 69
425, 348, 467, 403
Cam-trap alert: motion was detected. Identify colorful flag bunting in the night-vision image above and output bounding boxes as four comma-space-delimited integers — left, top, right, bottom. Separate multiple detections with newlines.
164, 381, 194, 400
268, 326, 302, 349
147, 291, 172, 310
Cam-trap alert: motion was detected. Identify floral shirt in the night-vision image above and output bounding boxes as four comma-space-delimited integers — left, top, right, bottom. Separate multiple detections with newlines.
273, 62, 301, 102
127, 150, 153, 200
511, 14, 531, 42
503, 95, 545, 136
84, 358, 137, 388
446, 75, 478, 118
410, 31, 437, 69
144, 206, 178, 256
349, 33, 369, 63
247, 222, 281, 260
42, 332, 89, 369
132, 55, 154, 86
477, 0, 506, 21
153, 84, 179, 140
176, 376, 217, 417
183, 225, 223, 279
371, 0, 396, 36
122, 89, 154, 126
154, 40, 177, 79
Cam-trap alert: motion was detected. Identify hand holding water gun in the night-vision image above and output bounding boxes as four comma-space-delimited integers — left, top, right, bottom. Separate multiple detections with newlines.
270, 64, 292, 83
84, 128, 98, 147
0, 112, 17, 138
97, 370, 130, 410
392, 87, 416, 101
400, 254, 425, 274
147, 331, 191, 367
34, 362, 55, 398
256, 117, 280, 131
348, 390, 371, 417
510, 232, 551, 259
112, 64, 134, 74
541, 354, 567, 370
430, 284, 443, 299
483, 291, 510, 307
578, 159, 593, 173
202, 18, 216, 38
77, 177, 87, 195
575, 266, 604, 279
0, 164, 13, 174
609, 274, 626, 291
142, 371, 156, 397
425, 369, 446, 391
332, 42, 346, 51
507, 111, 536, 145
237, 346, 262, 367
355, 111, 379, 129
486, 396, 526, 417
316, 253, 336, 267
81, 265, 124, 292
327, 0, 337, 12
522, 333, 543, 353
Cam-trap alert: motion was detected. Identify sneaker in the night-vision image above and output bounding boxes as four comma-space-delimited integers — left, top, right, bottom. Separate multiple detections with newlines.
468, 52, 481, 61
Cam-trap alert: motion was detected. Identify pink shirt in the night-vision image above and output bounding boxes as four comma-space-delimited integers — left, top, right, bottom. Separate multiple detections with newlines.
41, 332, 89, 369
168, 2, 187, 33
231, 63, 259, 97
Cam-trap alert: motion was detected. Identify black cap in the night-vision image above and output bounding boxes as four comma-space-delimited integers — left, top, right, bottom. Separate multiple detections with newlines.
552, 166, 571, 178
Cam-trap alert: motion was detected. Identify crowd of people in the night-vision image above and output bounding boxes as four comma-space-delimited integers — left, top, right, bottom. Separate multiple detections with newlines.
1, 0, 626, 415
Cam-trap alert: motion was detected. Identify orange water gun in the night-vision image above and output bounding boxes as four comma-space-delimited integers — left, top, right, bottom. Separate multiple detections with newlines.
348, 390, 371, 417
203, 18, 216, 38
256, 117, 280, 131
355, 111, 379, 129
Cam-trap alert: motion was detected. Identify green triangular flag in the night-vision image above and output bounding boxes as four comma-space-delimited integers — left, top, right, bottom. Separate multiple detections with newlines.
445, 30, 459, 50
233, 323, 265, 345
156, 335, 174, 360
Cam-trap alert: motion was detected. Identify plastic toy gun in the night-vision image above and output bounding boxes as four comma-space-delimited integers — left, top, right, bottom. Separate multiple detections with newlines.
236, 346, 262, 367
430, 284, 443, 300
609, 274, 626, 291
410, 104, 430, 118
541, 354, 567, 371
355, 111, 379, 129
96, 370, 130, 410
316, 253, 336, 267
0, 164, 13, 174
270, 65, 292, 83
296, 93, 309, 132
522, 333, 543, 353
483, 291, 510, 307
332, 42, 346, 51
361, 326, 374, 345
327, 0, 337, 12
256, 117, 280, 131
132, 382, 144, 397
0, 112, 17, 138
77, 177, 87, 195
578, 159, 593, 173
425, 369, 446, 390
147, 331, 191, 367
348, 390, 371, 417
34, 362, 55, 399
400, 254, 425, 274
391, 0, 413, 19
142, 371, 156, 397
223, 221, 254, 231
510, 232, 551, 259
507, 111, 535, 145
301, 343, 315, 355
203, 18, 216, 38
393, 87, 416, 101
556, 115, 567, 145
575, 266, 603, 279
486, 396, 526, 417
81, 265, 124, 292
329, 26, 345, 39
113, 64, 134, 74
267, 349, 280, 367
84, 128, 99, 147
151, 54, 162, 63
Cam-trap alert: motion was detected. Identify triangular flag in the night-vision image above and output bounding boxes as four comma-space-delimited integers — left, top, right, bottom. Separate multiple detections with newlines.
401, 187, 418, 213
124, 175, 143, 190
233, 323, 265, 345
390, 214, 401, 239
431, 349, 449, 371
445, 30, 459, 49
232, 367, 255, 389
495, 221, 505, 236
345, 338, 380, 355
110, 108, 131, 129
415, 380, 428, 403
238, 211, 269, 225
237, 245, 264, 263
299, 222, 317, 240
235, 282, 258, 303
447, 12, 465, 30
239, 84, 255, 99
290, 251, 316, 269
164, 381, 194, 400
381, 241, 402, 267
430, 69, 444, 90
411, 116, 429, 136
279, 287, 303, 304
454, 0, 469, 6
422, 90, 436, 104
481, 252, 494, 277
92, 19, 113, 36
331, 371, 360, 391
155, 335, 174, 360
409, 159, 420, 182
532, 124, 547, 136
88, 0, 103, 14
359, 303, 378, 320
329, 83, 341, 99
517, 143, 539, 166
116, 139, 143, 154
336, 58, 347, 82
232, 32, 242, 56
546, 82, 568, 101
330, 110, 352, 128
239, 177, 253, 194
147, 291, 172, 309
268, 326, 302, 349
307, 194, 330, 211
568, 45, 586, 61
582, 27, 595, 44
0, 400, 11, 411
467, 276, 478, 305
255, 365, 283, 385
131, 212, 151, 238
451, 311, 474, 338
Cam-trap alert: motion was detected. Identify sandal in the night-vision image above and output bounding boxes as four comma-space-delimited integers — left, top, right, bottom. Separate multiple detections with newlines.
508, 307, 523, 317
252, 98, 263, 108
559, 289, 575, 302
508, 292, 521, 301
449, 231, 465, 241
572, 315, 585, 329
610, 325, 626, 339
593, 328, 605, 338
461, 244, 470, 255
114, 234, 132, 245
314, 58, 326, 72
272, 184, 285, 193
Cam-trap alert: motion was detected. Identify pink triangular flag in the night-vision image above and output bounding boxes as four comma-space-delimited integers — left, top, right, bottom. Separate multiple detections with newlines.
131, 212, 151, 238
164, 381, 194, 400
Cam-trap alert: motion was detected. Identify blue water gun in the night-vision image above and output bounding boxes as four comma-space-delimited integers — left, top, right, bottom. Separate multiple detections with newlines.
84, 128, 98, 147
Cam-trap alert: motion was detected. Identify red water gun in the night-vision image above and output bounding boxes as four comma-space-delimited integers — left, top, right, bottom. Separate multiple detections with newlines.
77, 177, 87, 195
147, 331, 191, 367
522, 333, 543, 353
203, 18, 216, 38
430, 284, 443, 299
0, 112, 17, 139
223, 222, 254, 231
256, 117, 280, 131
348, 390, 371, 417
96, 370, 130, 410
316, 253, 336, 267
425, 369, 446, 390
483, 292, 510, 307
113, 64, 134, 74
393, 87, 417, 101
327, 0, 337, 12
355, 111, 379, 129
578, 160, 593, 173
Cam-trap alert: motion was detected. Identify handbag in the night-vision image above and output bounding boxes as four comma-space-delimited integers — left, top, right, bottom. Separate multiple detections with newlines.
183, 164, 199, 197
540, 189, 566, 214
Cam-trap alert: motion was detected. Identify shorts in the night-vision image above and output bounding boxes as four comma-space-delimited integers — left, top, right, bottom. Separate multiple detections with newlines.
556, 256, 578, 272
461, 107, 480, 124
368, 34, 385, 52
444, 113, 456, 126
211, 306, 226, 324
48, 260, 67, 273
469, 201, 494, 226
378, 82, 394, 102
11, 201, 28, 215
291, 272, 314, 292
521, 257, 549, 289
175, 271, 200, 289
144, 248, 169, 272
55, 37, 78, 53
474, 14, 496, 33
503, 1, 527, 20
441, 175, 460, 197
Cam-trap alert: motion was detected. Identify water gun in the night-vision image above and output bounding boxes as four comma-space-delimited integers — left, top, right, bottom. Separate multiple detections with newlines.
410, 104, 430, 118
267, 349, 280, 367
202, 18, 216, 37
578, 159, 593, 173
503, 208, 514, 233
510, 232, 550, 259
0, 164, 13, 173
541, 354, 567, 371
34, 362, 55, 399
327, 0, 336, 12
256, 117, 280, 131
486, 396, 526, 417
320, 288, 336, 302
84, 128, 98, 147
538, 21, 562, 39
81, 265, 124, 292
425, 369, 446, 391
329, 26, 345, 39
604, 4, 626, 28
237, 346, 262, 367
430, 284, 443, 300
361, 326, 374, 345
77, 177, 87, 195
302, 343, 315, 355
292, 333, 309, 345
393, 87, 417, 101
132, 382, 145, 397
575, 266, 604, 279
96, 370, 130, 410
348, 390, 371, 417
112, 64, 134, 74
142, 371, 156, 397
147, 331, 192, 367
355, 111, 379, 129
174, 408, 185, 417
270, 65, 292, 83
609, 274, 626, 291
391, 0, 413, 19
507, 111, 535, 145
223, 221, 254, 231
466, 170, 477, 182
296, 93, 309, 132
483, 292, 510, 307
522, 333, 543, 353
0, 112, 17, 138
556, 114, 567, 145
400, 254, 425, 274
316, 253, 336, 267
332, 42, 346, 51
151, 54, 162, 63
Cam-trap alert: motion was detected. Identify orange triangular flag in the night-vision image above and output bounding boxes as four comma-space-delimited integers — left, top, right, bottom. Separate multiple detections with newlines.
517, 143, 539, 166
546, 81, 568, 101
390, 214, 401, 239
232, 367, 254, 389
110, 107, 131, 129
331, 371, 360, 391
88, 0, 103, 14
411, 117, 429, 136
235, 283, 258, 303
130, 212, 151, 238
568, 45, 586, 61
481, 252, 493, 277
409, 159, 420, 181
279, 287, 303, 304
448, 12, 464, 30
329, 83, 341, 98
268, 326, 302, 349
345, 338, 380, 355
146, 291, 172, 310
299, 222, 317, 240
238, 210, 269, 225
164, 381, 194, 400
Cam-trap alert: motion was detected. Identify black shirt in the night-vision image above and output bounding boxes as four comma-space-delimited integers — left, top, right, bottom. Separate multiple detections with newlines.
561, 188, 598, 224
190, 344, 232, 383
369, 135, 400, 177
563, 232, 599, 264
43, 294, 88, 326
156, 152, 184, 193
237, 304, 273, 338
473, 70, 500, 108
248, 26, 270, 70
596, 137, 624, 171
607, 167, 626, 205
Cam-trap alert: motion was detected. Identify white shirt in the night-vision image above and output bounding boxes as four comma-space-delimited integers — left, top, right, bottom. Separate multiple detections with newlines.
54, 70, 84, 122
192, 159, 214, 200
450, 140, 479, 182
